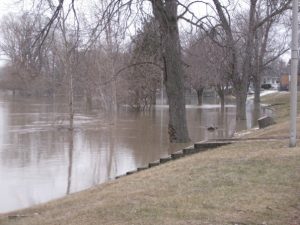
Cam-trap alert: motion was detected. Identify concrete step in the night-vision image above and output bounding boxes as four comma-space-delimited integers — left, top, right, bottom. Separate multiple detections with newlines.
183, 146, 199, 155
160, 156, 172, 163
116, 141, 232, 180
126, 170, 137, 175
137, 166, 148, 171
115, 174, 126, 179
194, 141, 232, 150
149, 160, 160, 168
171, 150, 184, 159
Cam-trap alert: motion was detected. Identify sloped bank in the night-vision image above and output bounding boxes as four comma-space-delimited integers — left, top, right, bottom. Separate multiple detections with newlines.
1, 92, 300, 225
116, 141, 232, 179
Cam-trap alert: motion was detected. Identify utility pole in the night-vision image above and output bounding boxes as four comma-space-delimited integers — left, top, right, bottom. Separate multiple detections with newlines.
290, 0, 299, 147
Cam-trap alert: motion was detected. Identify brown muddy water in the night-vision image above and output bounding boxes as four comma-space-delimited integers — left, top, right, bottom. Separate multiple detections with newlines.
0, 93, 269, 213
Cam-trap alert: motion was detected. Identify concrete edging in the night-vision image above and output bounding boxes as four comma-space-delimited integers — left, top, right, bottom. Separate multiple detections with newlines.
115, 141, 232, 180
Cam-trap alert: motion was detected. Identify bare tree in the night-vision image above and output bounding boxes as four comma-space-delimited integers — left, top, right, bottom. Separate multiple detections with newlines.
0, 13, 52, 95
16, 0, 192, 142
185, 34, 209, 106
210, 0, 291, 121
151, 0, 190, 142
252, 1, 289, 106
7, 0, 291, 142
185, 31, 229, 109
124, 18, 161, 110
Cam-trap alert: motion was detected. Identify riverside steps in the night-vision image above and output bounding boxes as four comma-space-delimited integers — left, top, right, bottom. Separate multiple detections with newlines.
149, 160, 160, 168
115, 140, 232, 180
160, 156, 172, 163
171, 150, 184, 159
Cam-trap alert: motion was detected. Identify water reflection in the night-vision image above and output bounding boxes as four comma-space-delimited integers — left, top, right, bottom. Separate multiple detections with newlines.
66, 129, 73, 195
0, 94, 268, 213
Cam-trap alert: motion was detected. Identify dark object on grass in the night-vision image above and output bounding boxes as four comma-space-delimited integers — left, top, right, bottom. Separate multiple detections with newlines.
258, 116, 276, 129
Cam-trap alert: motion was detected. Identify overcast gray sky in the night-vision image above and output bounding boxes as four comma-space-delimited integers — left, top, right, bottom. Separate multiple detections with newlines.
0, 1, 21, 66
0, 0, 291, 67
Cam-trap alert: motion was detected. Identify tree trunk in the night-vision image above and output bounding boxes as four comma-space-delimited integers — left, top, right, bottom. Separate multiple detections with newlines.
253, 75, 260, 107
216, 86, 225, 113
152, 0, 190, 143
235, 87, 247, 121
236, 0, 256, 121
213, 0, 257, 123
196, 88, 204, 105
252, 102, 260, 127
164, 30, 190, 142
86, 90, 93, 110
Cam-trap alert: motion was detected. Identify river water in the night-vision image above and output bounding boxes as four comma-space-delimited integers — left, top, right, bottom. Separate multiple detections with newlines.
0, 93, 266, 213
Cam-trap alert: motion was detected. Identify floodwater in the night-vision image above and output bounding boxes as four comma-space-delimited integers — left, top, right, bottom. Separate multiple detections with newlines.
0, 93, 269, 213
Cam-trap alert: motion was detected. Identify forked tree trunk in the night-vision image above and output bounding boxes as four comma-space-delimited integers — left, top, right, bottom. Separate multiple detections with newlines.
213, 0, 256, 123
152, 0, 190, 143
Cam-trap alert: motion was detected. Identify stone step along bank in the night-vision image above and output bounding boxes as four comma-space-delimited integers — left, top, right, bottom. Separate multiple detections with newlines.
115, 141, 232, 179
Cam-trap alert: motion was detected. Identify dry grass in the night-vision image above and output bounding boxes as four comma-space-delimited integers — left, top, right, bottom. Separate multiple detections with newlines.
1, 92, 300, 225
1, 140, 299, 225
249, 91, 300, 138
261, 92, 300, 123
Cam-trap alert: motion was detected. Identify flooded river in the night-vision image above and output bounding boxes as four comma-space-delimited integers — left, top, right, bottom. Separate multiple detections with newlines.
0, 93, 267, 213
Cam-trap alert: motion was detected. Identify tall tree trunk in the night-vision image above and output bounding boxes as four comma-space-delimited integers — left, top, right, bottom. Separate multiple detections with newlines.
216, 86, 225, 112
152, 0, 190, 142
253, 16, 272, 110
234, 1, 257, 122
151, 90, 156, 105
196, 88, 204, 105
235, 86, 248, 121
213, 0, 257, 123
253, 75, 261, 106
252, 101, 260, 127
86, 90, 93, 110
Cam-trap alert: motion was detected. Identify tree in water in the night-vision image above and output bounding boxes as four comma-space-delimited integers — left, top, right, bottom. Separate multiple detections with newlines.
211, 0, 291, 121
126, 18, 162, 111
151, 0, 190, 142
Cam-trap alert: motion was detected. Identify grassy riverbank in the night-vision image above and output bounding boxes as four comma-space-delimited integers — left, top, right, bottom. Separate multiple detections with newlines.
1, 92, 300, 225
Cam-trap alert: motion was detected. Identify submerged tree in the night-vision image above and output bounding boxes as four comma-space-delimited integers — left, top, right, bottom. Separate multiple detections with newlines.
4, 0, 291, 142
151, 0, 190, 142
126, 19, 161, 110
26, 0, 192, 142
185, 32, 229, 108
209, 0, 291, 121
252, 1, 289, 107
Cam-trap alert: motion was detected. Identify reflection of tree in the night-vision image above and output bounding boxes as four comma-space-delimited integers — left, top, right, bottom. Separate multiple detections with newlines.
107, 125, 116, 180
66, 129, 73, 195
89, 122, 116, 185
